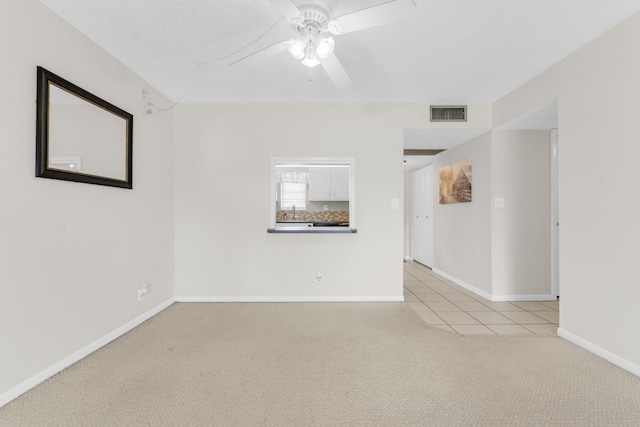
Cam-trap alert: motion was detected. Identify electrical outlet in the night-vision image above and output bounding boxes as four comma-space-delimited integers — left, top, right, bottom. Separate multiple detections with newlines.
494, 197, 505, 208
137, 285, 148, 301
316, 272, 323, 284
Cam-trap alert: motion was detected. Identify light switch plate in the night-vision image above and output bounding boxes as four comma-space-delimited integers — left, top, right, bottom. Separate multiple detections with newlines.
494, 197, 505, 208
391, 198, 400, 210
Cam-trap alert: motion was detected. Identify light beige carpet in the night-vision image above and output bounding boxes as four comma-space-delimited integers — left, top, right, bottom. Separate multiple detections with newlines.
1, 302, 640, 426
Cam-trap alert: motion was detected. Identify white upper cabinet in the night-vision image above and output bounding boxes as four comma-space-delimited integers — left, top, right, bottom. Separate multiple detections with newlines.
309, 167, 350, 201
331, 167, 350, 200
308, 168, 332, 200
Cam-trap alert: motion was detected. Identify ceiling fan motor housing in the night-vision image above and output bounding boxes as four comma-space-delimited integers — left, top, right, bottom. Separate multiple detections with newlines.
293, 0, 332, 31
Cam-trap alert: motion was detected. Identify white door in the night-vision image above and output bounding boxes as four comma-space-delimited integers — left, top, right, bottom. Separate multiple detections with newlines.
412, 164, 434, 267
551, 129, 560, 297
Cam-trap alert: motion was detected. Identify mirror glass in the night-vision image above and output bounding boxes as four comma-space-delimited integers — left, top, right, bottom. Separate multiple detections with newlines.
36, 67, 133, 188
270, 158, 355, 231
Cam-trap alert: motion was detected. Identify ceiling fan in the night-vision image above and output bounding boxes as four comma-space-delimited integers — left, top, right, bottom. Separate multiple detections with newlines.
232, 0, 416, 88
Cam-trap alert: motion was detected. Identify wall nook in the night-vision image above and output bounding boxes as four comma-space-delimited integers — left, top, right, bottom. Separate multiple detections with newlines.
269, 157, 356, 233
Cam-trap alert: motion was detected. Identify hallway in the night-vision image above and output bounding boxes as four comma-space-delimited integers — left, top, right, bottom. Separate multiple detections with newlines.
404, 261, 559, 336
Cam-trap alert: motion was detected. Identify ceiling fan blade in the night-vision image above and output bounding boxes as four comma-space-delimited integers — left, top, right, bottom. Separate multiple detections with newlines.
230, 41, 289, 67
321, 53, 351, 88
267, 0, 302, 21
331, 0, 415, 34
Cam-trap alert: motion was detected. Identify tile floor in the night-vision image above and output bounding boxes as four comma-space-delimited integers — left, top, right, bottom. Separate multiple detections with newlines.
404, 261, 559, 336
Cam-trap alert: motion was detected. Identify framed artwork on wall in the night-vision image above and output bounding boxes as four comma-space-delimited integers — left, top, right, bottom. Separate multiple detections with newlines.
439, 158, 472, 204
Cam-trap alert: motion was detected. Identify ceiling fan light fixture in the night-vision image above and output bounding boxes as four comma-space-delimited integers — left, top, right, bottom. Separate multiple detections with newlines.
300, 42, 320, 67
316, 37, 335, 59
287, 38, 306, 59
301, 58, 320, 67
301, 55, 320, 68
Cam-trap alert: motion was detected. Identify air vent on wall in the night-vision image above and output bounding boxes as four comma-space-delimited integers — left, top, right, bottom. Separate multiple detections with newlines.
430, 105, 467, 122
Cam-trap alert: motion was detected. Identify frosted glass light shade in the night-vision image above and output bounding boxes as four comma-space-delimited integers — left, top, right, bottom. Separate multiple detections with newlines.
316, 37, 335, 59
287, 39, 306, 59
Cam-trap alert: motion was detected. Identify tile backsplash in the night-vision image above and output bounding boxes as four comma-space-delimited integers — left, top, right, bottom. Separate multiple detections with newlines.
277, 210, 349, 223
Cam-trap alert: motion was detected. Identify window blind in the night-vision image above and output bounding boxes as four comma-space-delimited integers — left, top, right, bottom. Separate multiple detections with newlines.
278, 171, 308, 210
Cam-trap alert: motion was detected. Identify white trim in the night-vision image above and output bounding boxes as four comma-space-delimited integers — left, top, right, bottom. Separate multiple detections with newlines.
432, 269, 555, 301
432, 269, 493, 300
0, 299, 174, 408
490, 294, 556, 302
403, 256, 413, 262
175, 296, 405, 303
558, 328, 640, 378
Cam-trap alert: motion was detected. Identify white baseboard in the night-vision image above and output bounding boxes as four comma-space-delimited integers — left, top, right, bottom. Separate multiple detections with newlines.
432, 269, 556, 302
0, 298, 175, 408
490, 294, 556, 302
176, 296, 405, 303
403, 256, 412, 262
558, 328, 640, 378
431, 269, 493, 300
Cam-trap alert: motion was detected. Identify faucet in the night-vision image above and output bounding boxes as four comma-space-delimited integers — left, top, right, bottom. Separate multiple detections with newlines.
291, 205, 296, 220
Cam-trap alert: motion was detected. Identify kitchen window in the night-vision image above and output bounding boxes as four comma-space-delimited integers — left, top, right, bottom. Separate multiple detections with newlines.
278, 171, 307, 210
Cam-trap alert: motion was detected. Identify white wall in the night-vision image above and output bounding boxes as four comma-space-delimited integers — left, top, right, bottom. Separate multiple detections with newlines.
494, 11, 640, 368
490, 130, 552, 299
174, 104, 425, 299
433, 132, 493, 295
0, 0, 174, 397
432, 129, 552, 300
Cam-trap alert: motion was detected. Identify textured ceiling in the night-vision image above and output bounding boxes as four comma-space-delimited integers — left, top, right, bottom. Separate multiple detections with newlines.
39, 0, 640, 105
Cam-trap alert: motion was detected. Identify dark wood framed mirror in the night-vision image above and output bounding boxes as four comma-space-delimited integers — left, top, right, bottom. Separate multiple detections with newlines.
36, 66, 133, 189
